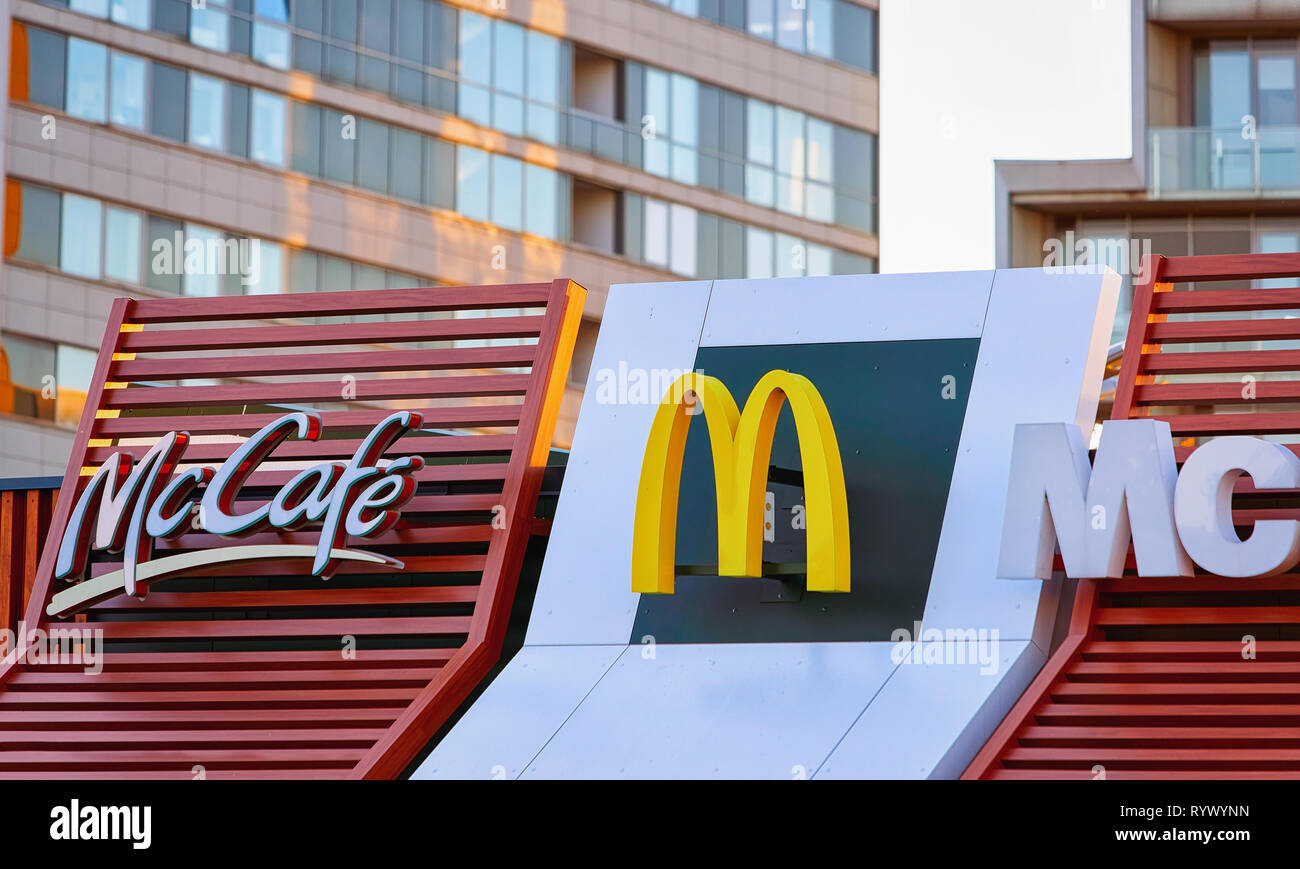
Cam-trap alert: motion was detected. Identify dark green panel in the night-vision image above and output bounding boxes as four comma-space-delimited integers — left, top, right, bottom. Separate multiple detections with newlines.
630, 339, 977, 644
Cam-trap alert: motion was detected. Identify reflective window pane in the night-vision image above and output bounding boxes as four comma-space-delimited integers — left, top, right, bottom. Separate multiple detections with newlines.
456, 146, 490, 223
191, 5, 230, 52
149, 62, 187, 142
491, 153, 523, 231
188, 73, 227, 150
746, 226, 773, 278
110, 0, 150, 30
245, 240, 283, 294
182, 225, 225, 296
669, 203, 697, 276
104, 206, 141, 283
807, 0, 833, 58
643, 198, 669, 269
0, 333, 56, 422
747, 0, 774, 40
65, 38, 108, 123
146, 215, 183, 294
250, 90, 286, 165
524, 163, 558, 239
109, 51, 146, 129
60, 194, 102, 279
253, 22, 291, 69
55, 345, 97, 428
69, 0, 109, 17
12, 184, 61, 268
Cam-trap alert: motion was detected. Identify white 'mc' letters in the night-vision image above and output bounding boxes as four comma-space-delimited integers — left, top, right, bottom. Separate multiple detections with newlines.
1174, 436, 1300, 578
998, 419, 1192, 580
999, 420, 1300, 580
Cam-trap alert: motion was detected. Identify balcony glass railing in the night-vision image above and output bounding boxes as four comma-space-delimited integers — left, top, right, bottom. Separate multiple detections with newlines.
1149, 125, 1300, 197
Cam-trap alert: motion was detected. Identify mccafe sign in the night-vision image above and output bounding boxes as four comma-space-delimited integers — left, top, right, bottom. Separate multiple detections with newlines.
999, 419, 1300, 581
48, 411, 424, 618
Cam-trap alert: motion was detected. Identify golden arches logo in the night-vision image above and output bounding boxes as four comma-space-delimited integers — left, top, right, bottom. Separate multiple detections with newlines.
631, 370, 851, 594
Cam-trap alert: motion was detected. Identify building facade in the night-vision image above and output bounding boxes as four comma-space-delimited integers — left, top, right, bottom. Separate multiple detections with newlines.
0, 0, 880, 476
997, 0, 1300, 350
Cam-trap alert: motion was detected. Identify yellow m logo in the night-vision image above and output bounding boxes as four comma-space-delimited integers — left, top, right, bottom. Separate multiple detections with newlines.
631, 370, 851, 594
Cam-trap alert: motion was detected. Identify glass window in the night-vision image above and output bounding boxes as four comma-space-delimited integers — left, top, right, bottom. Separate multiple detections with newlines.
188, 73, 226, 151
190, 0, 230, 52
457, 146, 490, 223
150, 62, 187, 142
458, 11, 492, 127
644, 69, 671, 178
326, 0, 359, 85
1, 334, 57, 423
244, 240, 283, 294
182, 225, 226, 296
1195, 41, 1251, 128
65, 38, 108, 124
644, 198, 669, 269
24, 27, 66, 111
776, 106, 806, 215
319, 254, 353, 290
669, 204, 697, 276
834, 1, 876, 72
390, 127, 423, 202
747, 0, 774, 40
525, 164, 558, 239
250, 90, 286, 166
746, 100, 775, 207
104, 206, 141, 283
746, 226, 773, 278
424, 137, 456, 209
146, 215, 183, 294
287, 248, 319, 292
109, 51, 147, 130
357, 119, 390, 193
290, 101, 322, 175
807, 242, 833, 277
777, 0, 803, 51
110, 0, 150, 30
55, 345, 98, 428
775, 233, 803, 278
359, 0, 392, 93
393, 0, 425, 104
491, 153, 524, 231
493, 21, 525, 136
60, 194, 102, 280
69, 0, 109, 17
253, 0, 291, 69
671, 74, 698, 185
807, 0, 833, 58
322, 109, 356, 183
153, 0, 189, 38
527, 30, 560, 144
11, 183, 61, 268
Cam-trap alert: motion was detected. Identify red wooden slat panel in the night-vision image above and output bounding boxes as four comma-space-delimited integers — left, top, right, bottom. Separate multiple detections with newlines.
0, 279, 586, 780
967, 251, 1300, 779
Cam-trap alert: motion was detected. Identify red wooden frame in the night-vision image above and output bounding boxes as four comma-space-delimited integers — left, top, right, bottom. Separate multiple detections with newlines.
966, 252, 1300, 779
0, 280, 586, 779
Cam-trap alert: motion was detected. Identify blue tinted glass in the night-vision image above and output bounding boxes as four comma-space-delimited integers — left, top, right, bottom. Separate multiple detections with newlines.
456, 146, 490, 223
65, 38, 108, 123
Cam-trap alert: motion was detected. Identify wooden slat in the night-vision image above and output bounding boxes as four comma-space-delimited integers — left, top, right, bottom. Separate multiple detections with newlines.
9, 668, 440, 688
1153, 287, 1300, 313
0, 708, 401, 727
125, 283, 553, 323
83, 435, 516, 464
0, 688, 419, 707
1159, 252, 1300, 282
1147, 317, 1300, 343
1095, 606, 1300, 626
0, 729, 388, 745
88, 585, 479, 611
74, 616, 472, 640
1142, 348, 1300, 374
100, 374, 531, 409
118, 315, 545, 352
112, 345, 537, 380
0, 748, 366, 766
95, 407, 524, 438
1136, 379, 1300, 405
